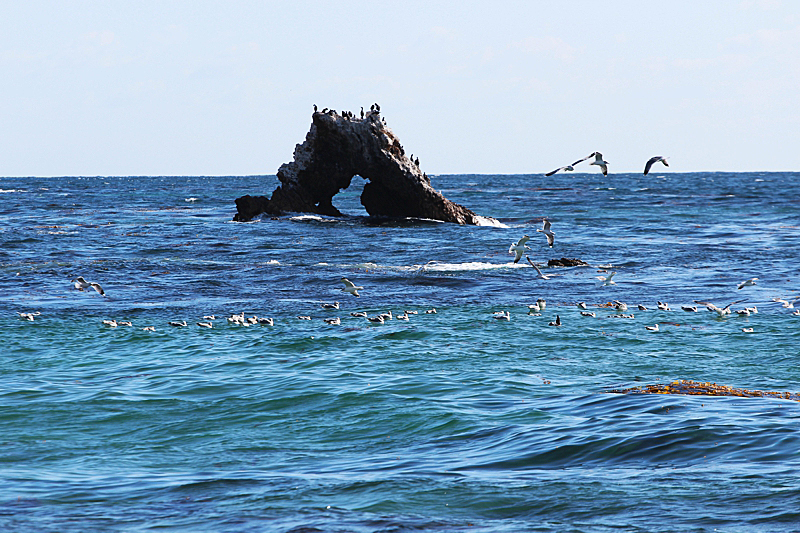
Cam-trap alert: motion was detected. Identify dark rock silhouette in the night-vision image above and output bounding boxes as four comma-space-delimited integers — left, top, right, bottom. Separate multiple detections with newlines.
233, 109, 498, 225
547, 257, 590, 267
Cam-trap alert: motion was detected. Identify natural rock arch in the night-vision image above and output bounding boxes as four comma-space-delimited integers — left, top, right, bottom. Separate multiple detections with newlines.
234, 109, 498, 225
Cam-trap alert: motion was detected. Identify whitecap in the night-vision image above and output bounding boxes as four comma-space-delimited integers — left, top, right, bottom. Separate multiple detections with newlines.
185, 197, 199, 202
475, 216, 508, 228
0, 189, 24, 193
413, 261, 526, 272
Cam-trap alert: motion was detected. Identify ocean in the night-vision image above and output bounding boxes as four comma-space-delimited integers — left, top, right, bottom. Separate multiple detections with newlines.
1, 172, 799, 532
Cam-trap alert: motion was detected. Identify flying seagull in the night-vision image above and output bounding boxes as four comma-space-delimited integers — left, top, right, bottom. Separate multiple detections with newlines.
536, 219, 555, 247
694, 299, 746, 317
737, 277, 758, 290
643, 156, 669, 175
509, 235, 531, 263
526, 257, 552, 279
590, 152, 609, 176
596, 271, 616, 286
72, 276, 105, 296
341, 277, 363, 297
544, 154, 594, 176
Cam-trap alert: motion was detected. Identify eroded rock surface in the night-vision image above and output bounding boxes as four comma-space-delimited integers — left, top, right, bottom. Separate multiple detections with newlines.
234, 109, 497, 225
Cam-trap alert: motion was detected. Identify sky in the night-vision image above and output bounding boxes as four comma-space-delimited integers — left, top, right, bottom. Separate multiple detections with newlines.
1, 0, 799, 176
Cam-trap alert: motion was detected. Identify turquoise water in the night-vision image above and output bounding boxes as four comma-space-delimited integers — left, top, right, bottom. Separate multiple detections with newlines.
1, 173, 800, 532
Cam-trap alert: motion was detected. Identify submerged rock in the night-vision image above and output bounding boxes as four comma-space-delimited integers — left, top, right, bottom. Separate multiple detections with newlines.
609, 380, 800, 401
234, 109, 498, 225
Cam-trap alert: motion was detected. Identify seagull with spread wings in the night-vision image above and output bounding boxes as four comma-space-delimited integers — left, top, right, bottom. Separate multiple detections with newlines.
590, 152, 609, 176
644, 156, 669, 175
508, 235, 531, 263
544, 154, 594, 176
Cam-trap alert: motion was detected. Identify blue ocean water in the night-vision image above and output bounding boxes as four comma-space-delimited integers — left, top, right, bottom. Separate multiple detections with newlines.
1, 172, 799, 532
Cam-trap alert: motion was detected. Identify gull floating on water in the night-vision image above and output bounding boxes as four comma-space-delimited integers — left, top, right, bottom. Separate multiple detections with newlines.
425, 308, 437, 314
792, 310, 800, 316
197, 322, 213, 328
297, 316, 312, 320
581, 311, 596, 317
596, 272, 617, 286
341, 278, 363, 297
528, 303, 541, 314
142, 326, 156, 331
544, 154, 594, 176
258, 317, 274, 326
657, 301, 671, 311
590, 152, 609, 176
493, 310, 510, 321
366, 315, 385, 324
102, 319, 117, 327
613, 300, 628, 312
527, 257, 552, 279
637, 304, 648, 311
509, 235, 531, 263
323, 317, 341, 325
577, 302, 587, 310
169, 321, 188, 327
737, 278, 758, 290
321, 301, 340, 310
536, 220, 555, 248
537, 298, 547, 310
548, 315, 562, 327
350, 311, 368, 318
643, 156, 669, 175
681, 306, 698, 312
645, 324, 659, 331
742, 327, 754, 333
396, 313, 409, 321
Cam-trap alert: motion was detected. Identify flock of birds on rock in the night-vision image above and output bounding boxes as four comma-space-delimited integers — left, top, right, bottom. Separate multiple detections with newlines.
545, 153, 669, 176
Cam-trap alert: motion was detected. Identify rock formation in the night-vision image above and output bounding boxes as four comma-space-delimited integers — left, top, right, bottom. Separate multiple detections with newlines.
233, 109, 498, 225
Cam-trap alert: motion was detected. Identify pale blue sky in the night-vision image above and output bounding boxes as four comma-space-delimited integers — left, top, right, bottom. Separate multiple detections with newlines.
2, 0, 799, 176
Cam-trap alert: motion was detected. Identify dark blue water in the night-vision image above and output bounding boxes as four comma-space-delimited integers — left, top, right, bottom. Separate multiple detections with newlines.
1, 172, 800, 532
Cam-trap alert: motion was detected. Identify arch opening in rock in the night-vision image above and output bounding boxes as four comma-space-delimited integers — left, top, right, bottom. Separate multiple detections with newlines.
233, 108, 498, 226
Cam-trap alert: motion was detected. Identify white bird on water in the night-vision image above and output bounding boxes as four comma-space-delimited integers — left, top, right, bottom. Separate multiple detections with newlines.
536, 220, 555, 248
493, 310, 510, 321
645, 324, 659, 332
509, 235, 531, 263
737, 278, 758, 290
527, 257, 552, 279
596, 272, 616, 286
341, 278, 363, 297
321, 301, 340, 310
643, 156, 669, 175
590, 152, 609, 176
